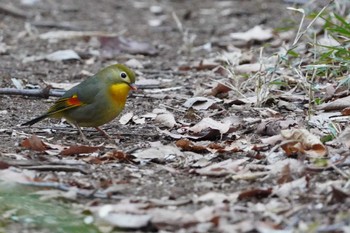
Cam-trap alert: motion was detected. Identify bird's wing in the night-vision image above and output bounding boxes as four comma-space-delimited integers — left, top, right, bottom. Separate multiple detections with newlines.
46, 76, 101, 116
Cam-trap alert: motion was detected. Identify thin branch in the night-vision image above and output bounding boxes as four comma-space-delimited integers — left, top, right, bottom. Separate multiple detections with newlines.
23, 165, 90, 174
0, 88, 64, 98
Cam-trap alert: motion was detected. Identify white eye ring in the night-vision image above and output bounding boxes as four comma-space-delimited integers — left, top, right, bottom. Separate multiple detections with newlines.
120, 72, 127, 79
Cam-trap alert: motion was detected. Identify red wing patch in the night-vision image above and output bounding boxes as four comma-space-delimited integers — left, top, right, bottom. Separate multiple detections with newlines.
66, 94, 82, 106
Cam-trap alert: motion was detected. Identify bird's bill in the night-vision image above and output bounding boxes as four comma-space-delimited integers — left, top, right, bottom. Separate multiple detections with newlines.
129, 84, 137, 91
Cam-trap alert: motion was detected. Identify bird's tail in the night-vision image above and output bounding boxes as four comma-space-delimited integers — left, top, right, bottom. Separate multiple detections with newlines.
21, 114, 49, 126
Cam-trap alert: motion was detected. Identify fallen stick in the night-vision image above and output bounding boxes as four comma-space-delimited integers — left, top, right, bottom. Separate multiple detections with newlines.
0, 85, 158, 98
23, 165, 90, 174
0, 88, 64, 98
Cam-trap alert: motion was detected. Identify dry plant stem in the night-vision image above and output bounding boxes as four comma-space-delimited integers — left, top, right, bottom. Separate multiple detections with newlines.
330, 163, 350, 179
0, 3, 30, 18
0, 88, 64, 97
289, 0, 335, 48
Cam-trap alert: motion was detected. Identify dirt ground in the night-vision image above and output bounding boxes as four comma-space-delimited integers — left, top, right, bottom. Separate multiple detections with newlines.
1, 0, 349, 233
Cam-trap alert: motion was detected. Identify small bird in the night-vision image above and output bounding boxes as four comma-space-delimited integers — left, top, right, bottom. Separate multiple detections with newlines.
22, 64, 137, 140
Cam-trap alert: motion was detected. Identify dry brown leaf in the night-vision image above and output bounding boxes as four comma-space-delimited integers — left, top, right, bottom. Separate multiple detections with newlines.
341, 107, 350, 116
280, 128, 327, 157
238, 188, 272, 200
277, 164, 293, 184
60, 145, 103, 156
0, 161, 10, 170
100, 150, 135, 163
330, 186, 349, 203
21, 135, 48, 152
211, 83, 231, 97
175, 139, 209, 153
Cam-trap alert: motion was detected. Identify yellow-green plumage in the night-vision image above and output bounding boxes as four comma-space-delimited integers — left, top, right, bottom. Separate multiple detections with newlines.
22, 64, 136, 139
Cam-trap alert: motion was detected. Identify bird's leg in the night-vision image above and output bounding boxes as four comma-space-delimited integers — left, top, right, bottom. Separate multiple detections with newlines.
94, 127, 111, 139
72, 122, 88, 142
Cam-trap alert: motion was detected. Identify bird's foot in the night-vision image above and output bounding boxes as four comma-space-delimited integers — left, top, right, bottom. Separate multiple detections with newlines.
94, 127, 111, 139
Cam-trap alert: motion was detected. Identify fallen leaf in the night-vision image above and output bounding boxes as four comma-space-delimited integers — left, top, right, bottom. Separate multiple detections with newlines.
99, 36, 157, 57
316, 96, 350, 111
211, 83, 231, 97
21, 135, 48, 152
277, 164, 293, 184
125, 58, 144, 69
155, 112, 177, 128
119, 112, 134, 125
46, 49, 81, 61
280, 128, 327, 157
230, 25, 273, 42
238, 188, 272, 200
330, 186, 349, 203
100, 150, 136, 163
195, 158, 247, 176
99, 213, 152, 229
175, 139, 209, 153
60, 145, 103, 156
43, 81, 79, 90
0, 168, 35, 184
0, 161, 10, 170
183, 97, 221, 110
132, 144, 183, 162
190, 117, 231, 134
273, 176, 307, 198
235, 63, 263, 74
23, 49, 81, 62
150, 208, 197, 227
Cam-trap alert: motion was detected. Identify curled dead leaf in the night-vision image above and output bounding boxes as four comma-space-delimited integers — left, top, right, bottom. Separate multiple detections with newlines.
175, 139, 209, 153
280, 129, 327, 157
60, 145, 103, 156
21, 135, 48, 152
238, 188, 272, 200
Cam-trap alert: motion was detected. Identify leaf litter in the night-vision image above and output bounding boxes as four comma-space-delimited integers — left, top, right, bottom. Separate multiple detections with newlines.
2, 0, 350, 232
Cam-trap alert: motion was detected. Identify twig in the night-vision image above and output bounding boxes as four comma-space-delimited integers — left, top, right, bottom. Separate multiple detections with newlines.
0, 88, 64, 98
0, 3, 31, 18
31, 21, 80, 30
0, 85, 160, 99
22, 181, 115, 199
22, 181, 193, 205
23, 165, 90, 174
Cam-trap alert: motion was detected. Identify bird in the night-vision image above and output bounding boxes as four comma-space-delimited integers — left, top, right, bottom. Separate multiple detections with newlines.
21, 64, 137, 140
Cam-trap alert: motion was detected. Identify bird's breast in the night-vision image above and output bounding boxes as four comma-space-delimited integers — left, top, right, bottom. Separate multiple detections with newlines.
109, 83, 131, 107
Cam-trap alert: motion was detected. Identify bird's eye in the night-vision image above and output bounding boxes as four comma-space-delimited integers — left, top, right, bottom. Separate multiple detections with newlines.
120, 72, 127, 79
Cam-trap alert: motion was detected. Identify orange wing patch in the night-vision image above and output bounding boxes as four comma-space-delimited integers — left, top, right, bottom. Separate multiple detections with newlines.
66, 94, 82, 106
